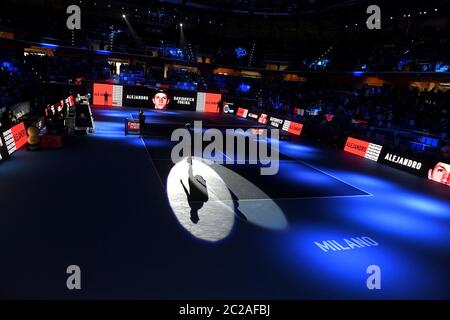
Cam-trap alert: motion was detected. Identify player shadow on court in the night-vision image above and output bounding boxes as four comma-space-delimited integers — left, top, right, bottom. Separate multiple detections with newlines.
180, 156, 247, 224
180, 157, 209, 224
229, 189, 247, 221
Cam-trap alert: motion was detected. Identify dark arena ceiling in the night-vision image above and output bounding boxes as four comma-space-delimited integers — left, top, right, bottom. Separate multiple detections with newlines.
5, 0, 441, 16
154, 0, 331, 15
124, 0, 382, 16
128, 0, 442, 15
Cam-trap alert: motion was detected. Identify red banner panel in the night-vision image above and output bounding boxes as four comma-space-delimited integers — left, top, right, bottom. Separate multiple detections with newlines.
11, 122, 27, 150
236, 108, 249, 118
293, 108, 302, 115
282, 120, 303, 135
127, 120, 140, 131
204, 93, 222, 113
65, 95, 75, 107
2, 122, 28, 155
93, 83, 123, 106
344, 137, 383, 161
344, 137, 369, 158
93, 84, 113, 106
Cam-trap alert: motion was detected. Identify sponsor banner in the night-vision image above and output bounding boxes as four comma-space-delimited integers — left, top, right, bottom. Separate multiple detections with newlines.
282, 120, 303, 136
196, 92, 222, 113
343, 137, 450, 187
236, 108, 249, 118
2, 122, 27, 155
365, 143, 383, 162
293, 108, 304, 116
65, 95, 75, 107
169, 90, 197, 111
269, 116, 284, 128
223, 102, 235, 114
12, 122, 28, 150
196, 92, 206, 112
93, 83, 219, 112
128, 120, 140, 131
379, 148, 427, 176
344, 137, 369, 158
122, 86, 153, 108
307, 109, 320, 116
258, 114, 269, 125
125, 119, 140, 135
204, 93, 221, 113
378, 148, 449, 187
344, 137, 383, 161
5, 126, 18, 153
93, 83, 123, 106
247, 112, 259, 120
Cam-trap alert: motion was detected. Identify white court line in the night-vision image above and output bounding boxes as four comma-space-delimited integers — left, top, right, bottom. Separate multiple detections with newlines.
202, 193, 373, 202
277, 143, 374, 196
130, 112, 166, 190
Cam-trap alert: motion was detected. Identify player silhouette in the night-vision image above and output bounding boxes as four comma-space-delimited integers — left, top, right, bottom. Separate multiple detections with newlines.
180, 157, 208, 224
104, 91, 110, 105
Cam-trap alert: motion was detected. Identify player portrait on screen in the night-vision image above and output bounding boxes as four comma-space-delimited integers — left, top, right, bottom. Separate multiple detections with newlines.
258, 113, 269, 124
428, 162, 450, 186
153, 90, 170, 110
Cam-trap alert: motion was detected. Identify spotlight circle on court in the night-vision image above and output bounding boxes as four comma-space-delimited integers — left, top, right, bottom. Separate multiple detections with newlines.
166, 157, 235, 242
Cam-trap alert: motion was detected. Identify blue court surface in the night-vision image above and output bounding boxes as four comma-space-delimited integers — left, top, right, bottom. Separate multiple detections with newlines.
0, 107, 449, 299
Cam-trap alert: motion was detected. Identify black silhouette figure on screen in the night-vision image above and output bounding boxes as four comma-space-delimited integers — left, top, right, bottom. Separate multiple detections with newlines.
104, 91, 110, 105
218, 100, 224, 114
180, 160, 208, 224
